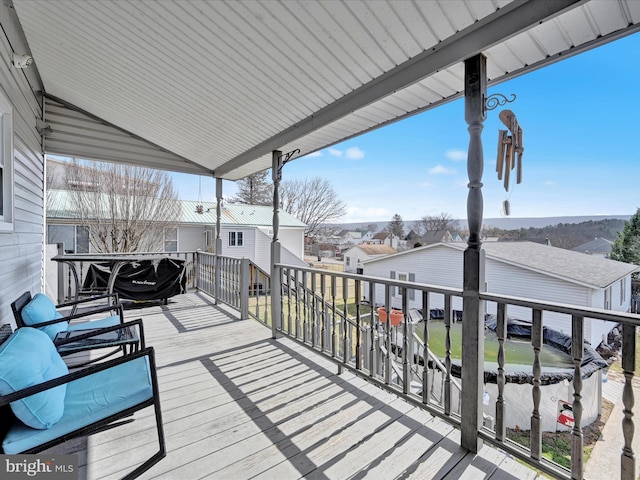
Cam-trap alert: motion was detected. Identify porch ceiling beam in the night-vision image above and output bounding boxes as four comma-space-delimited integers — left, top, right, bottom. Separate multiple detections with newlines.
213, 0, 584, 177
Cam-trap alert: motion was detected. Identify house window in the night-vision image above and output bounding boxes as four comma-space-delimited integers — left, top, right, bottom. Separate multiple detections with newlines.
204, 229, 213, 248
620, 278, 626, 304
164, 227, 178, 252
397, 272, 408, 297
0, 88, 14, 232
229, 231, 243, 247
604, 287, 612, 310
47, 225, 89, 253
346, 257, 351, 267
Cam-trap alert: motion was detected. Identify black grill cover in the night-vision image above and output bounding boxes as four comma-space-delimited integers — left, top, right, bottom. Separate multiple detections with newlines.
83, 258, 186, 301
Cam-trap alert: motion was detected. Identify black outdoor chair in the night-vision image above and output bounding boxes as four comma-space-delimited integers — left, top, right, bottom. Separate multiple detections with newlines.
0, 326, 165, 479
11, 292, 141, 367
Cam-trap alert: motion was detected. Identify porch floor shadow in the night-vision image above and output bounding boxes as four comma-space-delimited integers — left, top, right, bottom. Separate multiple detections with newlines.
48, 291, 538, 480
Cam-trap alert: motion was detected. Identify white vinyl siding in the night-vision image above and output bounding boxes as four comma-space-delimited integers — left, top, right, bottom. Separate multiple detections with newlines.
177, 225, 207, 252
221, 227, 254, 260
0, 31, 46, 326
363, 244, 618, 346
0, 86, 14, 232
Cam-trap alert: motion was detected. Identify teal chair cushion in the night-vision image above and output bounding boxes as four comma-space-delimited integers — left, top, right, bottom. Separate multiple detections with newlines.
0, 328, 68, 429
2, 356, 152, 454
20, 294, 68, 340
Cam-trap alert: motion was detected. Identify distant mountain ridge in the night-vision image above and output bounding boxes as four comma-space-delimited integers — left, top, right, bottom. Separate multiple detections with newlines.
332, 215, 632, 232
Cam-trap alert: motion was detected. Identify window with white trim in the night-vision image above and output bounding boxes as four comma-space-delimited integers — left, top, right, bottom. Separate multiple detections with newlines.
47, 225, 89, 253
204, 229, 213, 248
229, 231, 243, 247
164, 227, 178, 252
0, 88, 14, 232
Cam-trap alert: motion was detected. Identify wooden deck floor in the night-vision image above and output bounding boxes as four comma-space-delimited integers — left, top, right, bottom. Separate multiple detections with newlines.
55, 292, 538, 479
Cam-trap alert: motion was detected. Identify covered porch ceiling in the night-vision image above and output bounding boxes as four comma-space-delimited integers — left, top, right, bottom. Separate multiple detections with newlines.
7, 0, 640, 180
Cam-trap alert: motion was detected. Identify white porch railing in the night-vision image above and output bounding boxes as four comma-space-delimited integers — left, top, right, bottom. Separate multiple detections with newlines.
56, 251, 640, 480
233, 260, 638, 480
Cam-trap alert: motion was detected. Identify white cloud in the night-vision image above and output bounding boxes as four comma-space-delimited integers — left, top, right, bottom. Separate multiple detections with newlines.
445, 149, 467, 161
342, 206, 390, 222
345, 147, 365, 160
419, 181, 432, 188
428, 164, 456, 175
329, 148, 343, 157
304, 151, 322, 158
544, 180, 556, 186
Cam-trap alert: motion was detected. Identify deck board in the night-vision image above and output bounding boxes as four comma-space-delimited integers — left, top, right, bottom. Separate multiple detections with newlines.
50, 292, 538, 479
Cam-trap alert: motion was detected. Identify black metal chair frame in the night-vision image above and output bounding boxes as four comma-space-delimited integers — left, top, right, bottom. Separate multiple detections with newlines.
0, 347, 166, 480
11, 292, 133, 367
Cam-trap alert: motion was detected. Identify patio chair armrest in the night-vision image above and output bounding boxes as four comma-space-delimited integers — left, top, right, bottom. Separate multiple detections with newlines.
0, 347, 155, 407
60, 303, 125, 324
54, 318, 146, 350
56, 292, 119, 309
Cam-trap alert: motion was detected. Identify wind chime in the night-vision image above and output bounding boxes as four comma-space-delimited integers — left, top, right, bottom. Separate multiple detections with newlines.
495, 107, 524, 216
195, 176, 204, 214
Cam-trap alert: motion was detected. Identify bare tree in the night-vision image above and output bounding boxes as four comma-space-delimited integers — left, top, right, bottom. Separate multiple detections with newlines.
419, 212, 458, 232
280, 177, 346, 235
63, 159, 180, 253
232, 170, 273, 205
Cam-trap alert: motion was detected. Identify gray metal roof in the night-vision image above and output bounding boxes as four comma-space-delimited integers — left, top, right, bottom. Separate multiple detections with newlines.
364, 241, 638, 289
7, 0, 639, 180
479, 241, 636, 288
572, 237, 614, 255
47, 190, 306, 227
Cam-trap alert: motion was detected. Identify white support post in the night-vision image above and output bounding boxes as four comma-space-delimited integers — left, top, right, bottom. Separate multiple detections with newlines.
215, 178, 223, 305
240, 258, 250, 320
461, 54, 487, 453
271, 151, 283, 339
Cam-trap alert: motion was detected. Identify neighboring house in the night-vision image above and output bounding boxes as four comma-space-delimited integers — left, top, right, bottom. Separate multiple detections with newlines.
46, 190, 307, 272
337, 230, 363, 246
370, 232, 397, 248
572, 237, 614, 258
362, 241, 638, 347
420, 230, 455, 245
343, 244, 397, 273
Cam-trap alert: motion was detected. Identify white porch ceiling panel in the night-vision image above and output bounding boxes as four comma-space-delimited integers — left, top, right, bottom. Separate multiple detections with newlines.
10, 0, 640, 180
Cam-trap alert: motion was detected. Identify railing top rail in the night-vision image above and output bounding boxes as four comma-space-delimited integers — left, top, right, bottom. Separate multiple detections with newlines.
276, 262, 463, 297
481, 291, 640, 325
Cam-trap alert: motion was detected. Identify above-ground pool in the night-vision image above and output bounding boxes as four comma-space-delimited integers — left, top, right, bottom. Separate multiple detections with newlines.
408, 312, 608, 431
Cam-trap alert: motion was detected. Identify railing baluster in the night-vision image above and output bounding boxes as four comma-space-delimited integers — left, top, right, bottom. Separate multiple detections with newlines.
402, 288, 409, 394
422, 291, 430, 405
444, 294, 452, 416
342, 277, 349, 365
311, 273, 317, 347
355, 278, 361, 370
531, 308, 543, 461
285, 268, 292, 334
321, 274, 326, 352
302, 271, 308, 343
369, 281, 376, 378
331, 275, 337, 359
384, 284, 391, 385
496, 302, 507, 441
622, 323, 636, 480
571, 315, 584, 480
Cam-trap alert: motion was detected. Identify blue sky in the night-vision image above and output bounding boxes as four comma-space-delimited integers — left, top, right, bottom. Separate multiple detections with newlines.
170, 32, 640, 224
